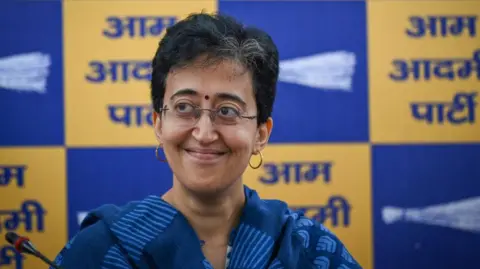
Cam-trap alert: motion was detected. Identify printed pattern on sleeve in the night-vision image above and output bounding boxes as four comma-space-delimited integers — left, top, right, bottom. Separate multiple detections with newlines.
292, 215, 363, 269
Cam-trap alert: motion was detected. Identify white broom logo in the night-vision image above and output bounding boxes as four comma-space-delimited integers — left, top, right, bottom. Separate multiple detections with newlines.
382, 196, 480, 233
0, 52, 51, 93
279, 51, 356, 91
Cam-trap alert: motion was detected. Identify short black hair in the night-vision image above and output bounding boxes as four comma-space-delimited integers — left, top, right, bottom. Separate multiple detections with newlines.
150, 12, 279, 125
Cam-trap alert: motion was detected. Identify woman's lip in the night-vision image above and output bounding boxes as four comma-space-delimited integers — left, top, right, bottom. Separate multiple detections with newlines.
184, 148, 228, 154
184, 150, 227, 163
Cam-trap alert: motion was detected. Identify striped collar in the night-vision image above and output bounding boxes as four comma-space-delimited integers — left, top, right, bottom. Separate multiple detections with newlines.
107, 185, 291, 269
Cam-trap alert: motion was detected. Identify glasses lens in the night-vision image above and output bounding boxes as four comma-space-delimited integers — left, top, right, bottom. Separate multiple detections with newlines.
173, 110, 198, 126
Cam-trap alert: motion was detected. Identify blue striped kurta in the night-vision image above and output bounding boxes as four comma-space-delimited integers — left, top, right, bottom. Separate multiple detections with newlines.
51, 186, 363, 269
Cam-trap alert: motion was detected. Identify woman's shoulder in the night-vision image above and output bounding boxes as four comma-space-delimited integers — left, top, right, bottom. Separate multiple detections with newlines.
286, 209, 363, 269
52, 195, 175, 268
256, 195, 362, 268
51, 215, 116, 268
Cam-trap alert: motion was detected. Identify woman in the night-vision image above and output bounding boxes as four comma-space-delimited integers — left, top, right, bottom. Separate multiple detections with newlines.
52, 12, 362, 269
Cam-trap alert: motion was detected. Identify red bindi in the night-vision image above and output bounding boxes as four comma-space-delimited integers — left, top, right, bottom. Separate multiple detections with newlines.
204, 95, 210, 100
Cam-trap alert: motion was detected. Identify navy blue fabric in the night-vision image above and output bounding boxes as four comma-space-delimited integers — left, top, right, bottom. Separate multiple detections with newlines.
51, 186, 362, 269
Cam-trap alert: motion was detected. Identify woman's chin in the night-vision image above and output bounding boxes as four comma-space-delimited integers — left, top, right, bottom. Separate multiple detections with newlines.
181, 174, 232, 196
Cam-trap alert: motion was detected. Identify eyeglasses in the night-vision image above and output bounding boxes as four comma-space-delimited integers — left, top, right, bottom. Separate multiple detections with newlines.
159, 103, 257, 126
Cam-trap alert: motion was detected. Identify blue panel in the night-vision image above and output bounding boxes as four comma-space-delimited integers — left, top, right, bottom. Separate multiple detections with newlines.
220, 1, 369, 143
67, 148, 173, 237
0, 1, 64, 146
372, 144, 480, 269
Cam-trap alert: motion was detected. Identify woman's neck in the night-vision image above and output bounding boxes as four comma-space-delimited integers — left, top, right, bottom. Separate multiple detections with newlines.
162, 179, 245, 245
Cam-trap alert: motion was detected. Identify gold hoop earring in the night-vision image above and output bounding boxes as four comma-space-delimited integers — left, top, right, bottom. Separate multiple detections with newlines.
155, 144, 167, 162
249, 151, 263, 169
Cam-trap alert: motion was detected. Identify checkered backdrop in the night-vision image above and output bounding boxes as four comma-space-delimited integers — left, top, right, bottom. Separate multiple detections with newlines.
1, 1, 479, 269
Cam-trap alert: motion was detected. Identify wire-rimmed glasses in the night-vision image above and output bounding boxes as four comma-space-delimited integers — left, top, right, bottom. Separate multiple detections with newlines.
159, 103, 257, 127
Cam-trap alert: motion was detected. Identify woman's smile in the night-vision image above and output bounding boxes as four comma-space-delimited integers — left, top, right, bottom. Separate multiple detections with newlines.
183, 147, 230, 164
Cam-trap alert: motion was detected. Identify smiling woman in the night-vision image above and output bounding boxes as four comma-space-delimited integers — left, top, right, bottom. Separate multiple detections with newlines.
50, 12, 363, 269
154, 56, 266, 198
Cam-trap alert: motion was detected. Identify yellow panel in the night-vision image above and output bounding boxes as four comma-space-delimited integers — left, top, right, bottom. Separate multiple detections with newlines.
243, 143, 372, 269
368, 1, 480, 143
63, 1, 217, 147
0, 147, 67, 269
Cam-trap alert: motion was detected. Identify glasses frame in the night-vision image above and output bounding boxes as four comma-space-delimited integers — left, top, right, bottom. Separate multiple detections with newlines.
159, 105, 257, 126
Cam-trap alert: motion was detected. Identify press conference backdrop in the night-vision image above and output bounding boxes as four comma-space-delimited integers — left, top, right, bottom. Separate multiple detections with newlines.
1, 0, 479, 268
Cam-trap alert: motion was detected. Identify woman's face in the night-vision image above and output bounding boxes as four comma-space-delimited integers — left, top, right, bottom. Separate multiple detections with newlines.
154, 57, 273, 195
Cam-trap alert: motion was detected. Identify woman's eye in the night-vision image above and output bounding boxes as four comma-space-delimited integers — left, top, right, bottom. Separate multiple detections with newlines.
218, 106, 239, 117
175, 103, 194, 113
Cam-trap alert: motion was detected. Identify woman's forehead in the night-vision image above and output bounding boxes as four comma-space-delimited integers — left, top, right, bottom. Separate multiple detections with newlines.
165, 60, 254, 101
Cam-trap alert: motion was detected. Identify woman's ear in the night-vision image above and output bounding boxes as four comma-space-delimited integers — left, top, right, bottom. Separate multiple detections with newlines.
254, 117, 273, 153
153, 111, 162, 144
